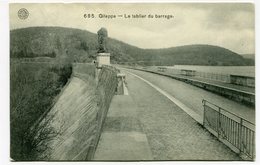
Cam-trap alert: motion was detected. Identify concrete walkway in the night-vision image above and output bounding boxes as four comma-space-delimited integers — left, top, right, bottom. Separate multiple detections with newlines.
93, 95, 153, 160
125, 68, 255, 123
94, 70, 241, 160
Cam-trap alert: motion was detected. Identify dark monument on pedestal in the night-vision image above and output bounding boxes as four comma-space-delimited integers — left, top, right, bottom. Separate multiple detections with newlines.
96, 28, 110, 67
97, 28, 108, 53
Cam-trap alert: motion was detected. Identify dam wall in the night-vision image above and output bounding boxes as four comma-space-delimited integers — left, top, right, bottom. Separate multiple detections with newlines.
38, 64, 119, 160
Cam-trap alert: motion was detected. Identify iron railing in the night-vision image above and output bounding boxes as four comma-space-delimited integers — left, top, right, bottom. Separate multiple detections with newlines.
202, 99, 255, 159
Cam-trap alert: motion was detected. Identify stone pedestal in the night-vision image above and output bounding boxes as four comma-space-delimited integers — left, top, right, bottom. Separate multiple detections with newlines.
97, 53, 110, 68
95, 52, 110, 82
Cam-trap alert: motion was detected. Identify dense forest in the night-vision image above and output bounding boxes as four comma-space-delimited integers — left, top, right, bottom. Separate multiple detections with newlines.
10, 26, 254, 66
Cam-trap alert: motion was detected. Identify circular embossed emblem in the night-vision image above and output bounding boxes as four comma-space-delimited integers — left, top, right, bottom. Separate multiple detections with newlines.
18, 8, 29, 20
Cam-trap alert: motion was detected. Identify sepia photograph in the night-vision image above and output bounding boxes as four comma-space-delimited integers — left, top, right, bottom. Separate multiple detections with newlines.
8, 1, 255, 161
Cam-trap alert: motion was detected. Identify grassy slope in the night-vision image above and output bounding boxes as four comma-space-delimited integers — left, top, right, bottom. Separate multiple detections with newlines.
10, 26, 254, 66
10, 60, 72, 160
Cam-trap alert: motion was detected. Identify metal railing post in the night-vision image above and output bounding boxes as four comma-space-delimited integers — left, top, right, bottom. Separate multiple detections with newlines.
239, 118, 243, 154
218, 107, 221, 139
202, 99, 206, 126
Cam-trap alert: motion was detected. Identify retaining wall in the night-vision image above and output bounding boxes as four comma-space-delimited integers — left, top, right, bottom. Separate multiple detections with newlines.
86, 65, 119, 159
38, 63, 119, 160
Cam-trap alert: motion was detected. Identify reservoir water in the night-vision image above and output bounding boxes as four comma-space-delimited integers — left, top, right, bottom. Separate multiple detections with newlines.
165, 65, 255, 77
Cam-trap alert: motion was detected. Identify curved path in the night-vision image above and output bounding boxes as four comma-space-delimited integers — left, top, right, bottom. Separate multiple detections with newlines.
123, 68, 255, 123
95, 68, 241, 160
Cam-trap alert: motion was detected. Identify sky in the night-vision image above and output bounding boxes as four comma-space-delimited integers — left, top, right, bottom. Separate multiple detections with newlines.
9, 3, 255, 54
